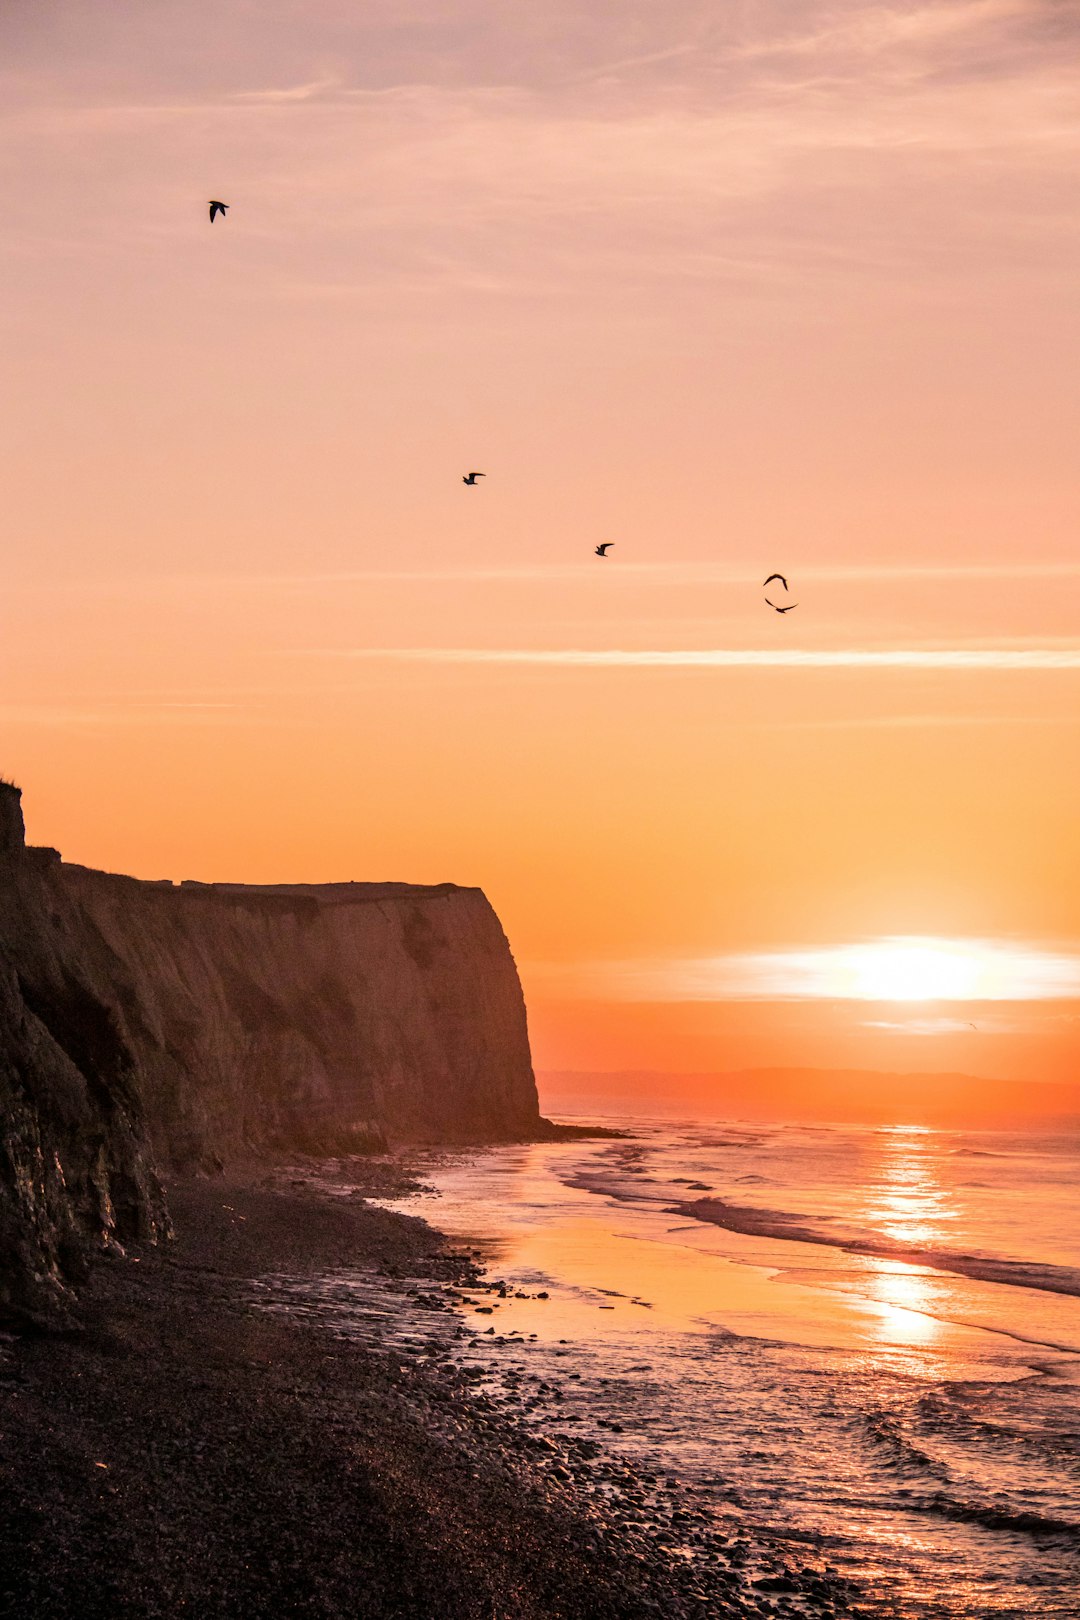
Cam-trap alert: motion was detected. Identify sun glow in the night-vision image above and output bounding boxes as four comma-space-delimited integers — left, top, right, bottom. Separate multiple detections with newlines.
578, 935, 1080, 1004
841, 941, 982, 1002
774, 933, 1080, 1003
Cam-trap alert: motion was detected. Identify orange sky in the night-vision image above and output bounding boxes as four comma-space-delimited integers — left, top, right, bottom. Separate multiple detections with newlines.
3, 1, 1080, 1088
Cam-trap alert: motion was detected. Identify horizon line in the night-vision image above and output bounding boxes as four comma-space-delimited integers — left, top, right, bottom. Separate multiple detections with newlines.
536, 1065, 1079, 1085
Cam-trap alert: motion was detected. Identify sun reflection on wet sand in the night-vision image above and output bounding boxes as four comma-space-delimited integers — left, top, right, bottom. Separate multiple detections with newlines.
865, 1261, 942, 1346
384, 1140, 1037, 1373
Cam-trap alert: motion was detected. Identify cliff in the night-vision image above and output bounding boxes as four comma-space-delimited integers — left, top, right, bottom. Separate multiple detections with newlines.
0, 786, 169, 1322
0, 782, 541, 1322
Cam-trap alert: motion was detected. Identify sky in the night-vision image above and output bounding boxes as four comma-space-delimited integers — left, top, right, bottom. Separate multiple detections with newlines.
2, 0, 1080, 1092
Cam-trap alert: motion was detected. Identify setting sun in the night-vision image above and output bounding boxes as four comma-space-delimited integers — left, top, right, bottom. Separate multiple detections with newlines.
590, 935, 1080, 1007
844, 941, 981, 1002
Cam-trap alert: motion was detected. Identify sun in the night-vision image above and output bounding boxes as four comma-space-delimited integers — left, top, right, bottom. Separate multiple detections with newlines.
842, 939, 982, 1002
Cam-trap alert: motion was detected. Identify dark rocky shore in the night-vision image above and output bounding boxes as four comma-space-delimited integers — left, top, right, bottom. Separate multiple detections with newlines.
0, 1168, 856, 1620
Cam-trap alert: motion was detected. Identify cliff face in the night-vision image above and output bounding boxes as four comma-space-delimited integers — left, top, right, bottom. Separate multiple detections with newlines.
51, 868, 541, 1162
0, 788, 169, 1323
0, 783, 540, 1321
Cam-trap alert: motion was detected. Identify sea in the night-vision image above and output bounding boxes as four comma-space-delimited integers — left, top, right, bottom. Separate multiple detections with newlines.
371, 1117, 1080, 1619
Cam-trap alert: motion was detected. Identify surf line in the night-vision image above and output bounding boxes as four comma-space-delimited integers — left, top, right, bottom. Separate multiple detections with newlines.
669, 1196, 1080, 1300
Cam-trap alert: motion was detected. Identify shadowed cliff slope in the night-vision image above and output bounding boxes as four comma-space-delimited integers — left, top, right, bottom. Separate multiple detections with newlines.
0, 782, 541, 1321
54, 866, 542, 1161
0, 786, 169, 1322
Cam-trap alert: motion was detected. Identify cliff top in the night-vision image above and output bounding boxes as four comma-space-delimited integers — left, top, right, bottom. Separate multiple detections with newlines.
185, 880, 477, 902
56, 867, 482, 908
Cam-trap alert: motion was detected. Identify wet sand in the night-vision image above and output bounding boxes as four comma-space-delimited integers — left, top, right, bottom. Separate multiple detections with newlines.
0, 1162, 853, 1620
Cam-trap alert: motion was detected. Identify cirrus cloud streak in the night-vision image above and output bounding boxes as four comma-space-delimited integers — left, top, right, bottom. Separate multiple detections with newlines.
532, 937, 1080, 1004
302, 645, 1080, 671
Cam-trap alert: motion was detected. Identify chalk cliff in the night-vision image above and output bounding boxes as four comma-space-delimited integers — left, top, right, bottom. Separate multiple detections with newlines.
0, 782, 541, 1321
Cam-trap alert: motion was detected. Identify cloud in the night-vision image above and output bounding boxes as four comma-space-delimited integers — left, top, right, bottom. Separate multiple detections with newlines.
230, 78, 340, 103
26, 558, 1080, 598
299, 645, 1080, 670
17, 559, 1080, 601
0, 702, 242, 728
533, 937, 1080, 1003
760, 711, 1080, 731
4, 0, 1078, 303
863, 1017, 989, 1034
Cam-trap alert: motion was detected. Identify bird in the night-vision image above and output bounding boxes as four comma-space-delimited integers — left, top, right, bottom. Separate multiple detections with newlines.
208, 201, 229, 223
763, 571, 798, 613
462, 472, 485, 485
595, 543, 614, 557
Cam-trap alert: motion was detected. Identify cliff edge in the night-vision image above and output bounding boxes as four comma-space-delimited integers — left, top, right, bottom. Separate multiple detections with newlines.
0, 782, 541, 1322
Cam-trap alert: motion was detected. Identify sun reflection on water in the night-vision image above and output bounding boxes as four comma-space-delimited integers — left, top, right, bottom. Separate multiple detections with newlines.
856, 1127, 960, 1348
866, 1125, 958, 1250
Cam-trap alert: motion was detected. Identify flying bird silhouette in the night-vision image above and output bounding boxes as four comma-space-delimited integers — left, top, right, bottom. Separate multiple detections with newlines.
595, 543, 614, 557
763, 571, 798, 613
208, 201, 229, 223
462, 472, 485, 485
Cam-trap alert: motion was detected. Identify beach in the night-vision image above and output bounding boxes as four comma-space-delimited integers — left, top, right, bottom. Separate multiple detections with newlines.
0, 1161, 850, 1620
359, 1122, 1080, 1619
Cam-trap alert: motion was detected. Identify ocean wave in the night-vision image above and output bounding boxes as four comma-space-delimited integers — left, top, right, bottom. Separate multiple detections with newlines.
672, 1195, 1080, 1299
918, 1385, 1080, 1470
697, 1135, 762, 1149
863, 1409, 953, 1483
949, 1148, 1010, 1159
914, 1491, 1080, 1544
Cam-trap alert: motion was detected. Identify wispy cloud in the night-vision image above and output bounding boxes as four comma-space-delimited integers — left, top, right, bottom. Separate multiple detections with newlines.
728, 0, 1059, 71
532, 937, 1080, 1003
760, 711, 1080, 730
567, 43, 702, 86
5, 0, 1078, 299
299, 645, 1080, 671
24, 559, 1080, 598
863, 1016, 1001, 1035
231, 78, 340, 104
863, 1017, 987, 1035
0, 702, 242, 728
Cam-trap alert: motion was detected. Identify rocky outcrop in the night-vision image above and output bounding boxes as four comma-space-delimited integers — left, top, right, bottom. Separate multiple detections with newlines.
0, 782, 541, 1322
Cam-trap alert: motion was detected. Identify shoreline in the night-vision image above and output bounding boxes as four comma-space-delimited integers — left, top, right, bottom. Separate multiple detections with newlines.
0, 1156, 854, 1620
